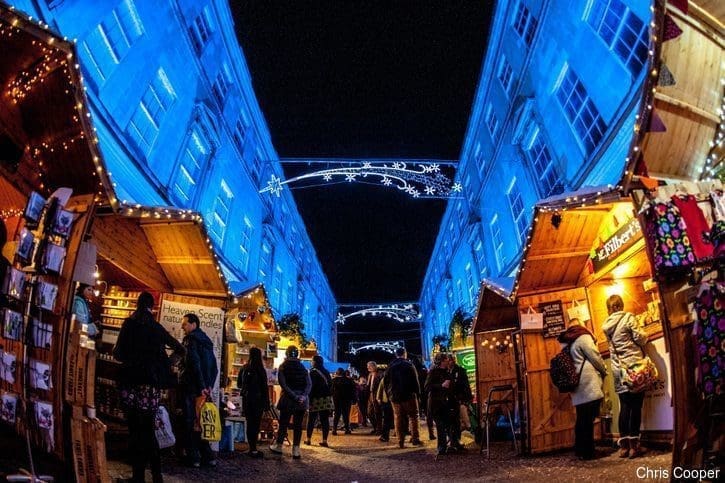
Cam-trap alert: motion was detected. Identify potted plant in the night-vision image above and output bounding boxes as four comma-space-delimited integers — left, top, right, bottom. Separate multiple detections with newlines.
277, 312, 310, 348
448, 308, 473, 345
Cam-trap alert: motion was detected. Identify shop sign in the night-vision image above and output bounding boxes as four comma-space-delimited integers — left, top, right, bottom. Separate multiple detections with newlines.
641, 337, 673, 431
590, 217, 642, 272
539, 300, 565, 338
455, 348, 477, 389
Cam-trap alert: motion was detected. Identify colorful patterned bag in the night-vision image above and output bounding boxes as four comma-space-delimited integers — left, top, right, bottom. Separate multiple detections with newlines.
309, 395, 334, 412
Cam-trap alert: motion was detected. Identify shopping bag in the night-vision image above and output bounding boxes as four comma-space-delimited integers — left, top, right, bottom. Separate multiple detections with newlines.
621, 356, 659, 393
520, 306, 543, 330
567, 300, 591, 322
154, 405, 176, 449
199, 401, 222, 442
193, 394, 206, 432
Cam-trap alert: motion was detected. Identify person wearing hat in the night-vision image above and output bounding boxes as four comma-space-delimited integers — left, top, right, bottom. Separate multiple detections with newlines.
270, 346, 311, 459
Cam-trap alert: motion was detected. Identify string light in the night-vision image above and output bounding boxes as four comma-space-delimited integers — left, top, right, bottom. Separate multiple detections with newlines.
336, 303, 421, 325
0, 208, 24, 219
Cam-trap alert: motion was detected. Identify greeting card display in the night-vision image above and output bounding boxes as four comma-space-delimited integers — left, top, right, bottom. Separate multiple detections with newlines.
16, 228, 35, 262
42, 243, 66, 274
5, 268, 26, 300
31, 318, 53, 349
0, 352, 16, 384
35, 400, 53, 431
51, 208, 73, 238
29, 359, 52, 390
0, 393, 17, 424
36, 281, 58, 311
2, 309, 23, 341
23, 191, 46, 228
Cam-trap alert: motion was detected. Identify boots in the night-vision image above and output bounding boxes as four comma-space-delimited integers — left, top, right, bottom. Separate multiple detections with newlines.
618, 438, 630, 458
629, 438, 646, 458
292, 445, 301, 459
269, 442, 283, 454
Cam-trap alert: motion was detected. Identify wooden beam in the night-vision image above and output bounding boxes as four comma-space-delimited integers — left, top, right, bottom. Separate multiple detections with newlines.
654, 92, 720, 125
155, 256, 214, 265
526, 250, 591, 261
173, 288, 228, 298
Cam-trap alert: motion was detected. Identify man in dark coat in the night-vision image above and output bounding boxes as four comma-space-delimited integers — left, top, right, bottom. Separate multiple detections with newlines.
180, 313, 218, 468
449, 355, 473, 451
331, 368, 356, 434
383, 347, 423, 448
425, 353, 455, 456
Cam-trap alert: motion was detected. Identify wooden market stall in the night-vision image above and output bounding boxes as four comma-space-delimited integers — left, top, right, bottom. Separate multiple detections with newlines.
0, 5, 117, 478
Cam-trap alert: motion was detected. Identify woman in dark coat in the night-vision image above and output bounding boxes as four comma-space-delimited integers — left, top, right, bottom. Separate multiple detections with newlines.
331, 367, 356, 434
113, 291, 184, 483
238, 346, 269, 458
305, 355, 332, 446
270, 345, 311, 459
425, 353, 455, 456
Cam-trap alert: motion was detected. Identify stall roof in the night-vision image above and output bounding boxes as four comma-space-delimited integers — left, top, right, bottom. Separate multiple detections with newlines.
94, 205, 233, 298
0, 5, 116, 203
472, 279, 518, 333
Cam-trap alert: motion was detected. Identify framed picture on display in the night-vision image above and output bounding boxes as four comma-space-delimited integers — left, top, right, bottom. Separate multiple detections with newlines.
41, 243, 66, 274
23, 191, 46, 228
16, 228, 35, 262
30, 318, 53, 349
36, 281, 58, 311
0, 393, 17, 424
6, 268, 26, 300
51, 209, 73, 238
2, 310, 23, 341
29, 359, 52, 390
35, 400, 53, 431
266, 342, 278, 357
0, 352, 16, 384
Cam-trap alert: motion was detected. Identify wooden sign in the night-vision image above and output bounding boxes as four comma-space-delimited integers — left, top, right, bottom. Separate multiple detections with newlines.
539, 300, 565, 338
590, 217, 641, 272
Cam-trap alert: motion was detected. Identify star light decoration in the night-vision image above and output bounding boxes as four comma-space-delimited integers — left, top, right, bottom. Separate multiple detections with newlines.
348, 341, 404, 355
260, 161, 462, 199
335, 303, 421, 325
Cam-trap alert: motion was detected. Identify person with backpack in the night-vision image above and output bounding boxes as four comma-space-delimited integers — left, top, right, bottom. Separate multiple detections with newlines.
556, 318, 607, 460
238, 346, 269, 458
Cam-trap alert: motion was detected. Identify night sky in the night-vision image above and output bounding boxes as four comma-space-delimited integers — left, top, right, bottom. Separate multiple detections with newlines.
231, 2, 492, 310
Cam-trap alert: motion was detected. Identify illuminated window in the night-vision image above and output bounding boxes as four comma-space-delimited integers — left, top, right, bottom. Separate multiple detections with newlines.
490, 214, 504, 271
474, 142, 486, 182
189, 7, 212, 55
513, 1, 538, 47
456, 279, 465, 309
171, 124, 212, 205
233, 112, 250, 153
497, 56, 514, 97
473, 233, 486, 277
258, 241, 272, 280
526, 128, 563, 197
127, 68, 176, 155
587, 0, 648, 76
556, 66, 607, 155
465, 263, 477, 309
485, 104, 500, 142
209, 179, 233, 243
507, 178, 527, 244
239, 216, 253, 273
211, 64, 231, 108
82, 0, 143, 80
272, 265, 282, 308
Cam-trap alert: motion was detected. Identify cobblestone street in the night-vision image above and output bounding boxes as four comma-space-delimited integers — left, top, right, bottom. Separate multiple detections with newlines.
106, 425, 672, 482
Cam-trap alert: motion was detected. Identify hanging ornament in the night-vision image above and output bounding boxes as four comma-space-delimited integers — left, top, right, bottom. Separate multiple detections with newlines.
669, 0, 688, 15
646, 108, 667, 133
663, 14, 683, 42
657, 63, 676, 87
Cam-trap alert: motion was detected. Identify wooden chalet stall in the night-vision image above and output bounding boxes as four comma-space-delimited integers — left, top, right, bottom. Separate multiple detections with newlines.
501, 189, 671, 455
472, 282, 518, 418
0, 4, 116, 477
621, 0, 725, 472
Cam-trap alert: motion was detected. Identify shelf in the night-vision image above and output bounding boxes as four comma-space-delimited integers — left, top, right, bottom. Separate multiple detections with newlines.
101, 305, 135, 311
102, 314, 126, 320
103, 296, 139, 301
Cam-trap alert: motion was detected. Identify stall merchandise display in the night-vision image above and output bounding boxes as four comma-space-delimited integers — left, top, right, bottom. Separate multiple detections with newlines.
694, 280, 724, 397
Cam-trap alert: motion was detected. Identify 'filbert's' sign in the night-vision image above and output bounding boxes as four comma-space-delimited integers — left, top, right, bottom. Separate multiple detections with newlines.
591, 217, 642, 272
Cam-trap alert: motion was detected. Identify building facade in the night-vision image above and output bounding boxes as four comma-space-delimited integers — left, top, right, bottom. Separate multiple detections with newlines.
419, 0, 650, 355
8, 0, 338, 359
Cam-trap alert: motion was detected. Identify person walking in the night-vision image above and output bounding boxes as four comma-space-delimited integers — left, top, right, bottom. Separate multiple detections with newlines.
332, 368, 356, 434
357, 375, 369, 427
384, 347, 423, 448
305, 355, 332, 447
270, 346, 311, 459
376, 368, 394, 443
238, 346, 269, 458
366, 361, 384, 435
425, 353, 455, 456
113, 292, 184, 483
448, 355, 472, 451
180, 313, 219, 468
558, 319, 607, 460
602, 294, 649, 458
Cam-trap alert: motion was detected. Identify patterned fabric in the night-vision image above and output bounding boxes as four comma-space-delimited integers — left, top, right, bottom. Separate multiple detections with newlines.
644, 201, 696, 270
694, 281, 725, 397
309, 395, 334, 412
672, 195, 713, 260
120, 384, 161, 412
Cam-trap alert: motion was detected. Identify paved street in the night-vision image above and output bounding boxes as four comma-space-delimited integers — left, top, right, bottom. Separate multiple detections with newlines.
105, 425, 671, 482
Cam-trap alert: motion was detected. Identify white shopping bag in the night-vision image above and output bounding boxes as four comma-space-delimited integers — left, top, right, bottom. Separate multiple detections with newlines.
567, 300, 591, 323
155, 405, 176, 449
520, 306, 543, 330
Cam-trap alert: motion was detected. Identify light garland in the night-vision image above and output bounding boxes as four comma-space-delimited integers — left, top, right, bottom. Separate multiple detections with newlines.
0, 208, 24, 220
260, 161, 463, 199
348, 340, 404, 355
4, 39, 67, 103
336, 303, 421, 325
480, 333, 511, 353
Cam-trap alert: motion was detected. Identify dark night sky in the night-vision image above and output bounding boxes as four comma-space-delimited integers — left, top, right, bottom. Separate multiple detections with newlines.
231, 1, 493, 304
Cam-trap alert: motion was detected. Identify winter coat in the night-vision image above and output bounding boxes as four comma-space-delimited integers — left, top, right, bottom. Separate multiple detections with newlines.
367, 372, 383, 403
309, 367, 332, 399
450, 364, 473, 404
180, 327, 218, 396
602, 311, 648, 393
113, 313, 184, 389
73, 295, 98, 337
425, 366, 455, 418
277, 357, 311, 412
238, 363, 269, 410
332, 375, 356, 403
384, 358, 421, 403
559, 326, 607, 406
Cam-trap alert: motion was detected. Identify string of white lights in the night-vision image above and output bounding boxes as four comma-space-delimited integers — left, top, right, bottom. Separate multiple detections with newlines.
336, 303, 421, 325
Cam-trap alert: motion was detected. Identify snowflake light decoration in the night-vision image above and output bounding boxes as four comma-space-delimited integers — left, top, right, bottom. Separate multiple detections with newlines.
336, 303, 421, 325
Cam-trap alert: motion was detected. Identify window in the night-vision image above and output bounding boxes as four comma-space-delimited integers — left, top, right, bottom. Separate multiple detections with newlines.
555, 66, 607, 155
526, 128, 563, 197
485, 105, 500, 143
209, 179, 233, 243
233, 112, 250, 153
272, 265, 282, 308
507, 178, 527, 244
473, 233, 486, 277
497, 56, 514, 97
490, 214, 504, 271
127, 68, 176, 155
474, 142, 486, 181
258, 241, 272, 280
445, 283, 454, 312
456, 279, 465, 309
211, 64, 231, 108
189, 8, 212, 55
587, 0, 648, 75
171, 124, 212, 205
239, 216, 253, 273
465, 263, 477, 308
513, 1, 538, 47
82, 0, 143, 80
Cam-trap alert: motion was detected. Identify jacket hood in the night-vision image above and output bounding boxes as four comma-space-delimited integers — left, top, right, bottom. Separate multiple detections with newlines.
557, 325, 594, 344
188, 327, 214, 349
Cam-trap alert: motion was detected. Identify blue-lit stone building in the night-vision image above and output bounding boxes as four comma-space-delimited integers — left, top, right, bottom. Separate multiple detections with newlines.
419, 0, 650, 355
7, 0, 338, 359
